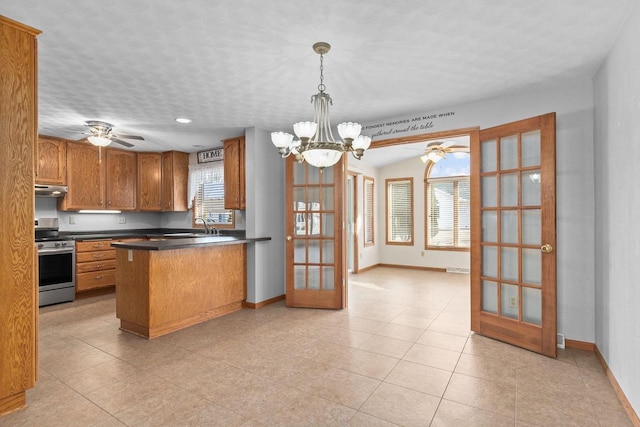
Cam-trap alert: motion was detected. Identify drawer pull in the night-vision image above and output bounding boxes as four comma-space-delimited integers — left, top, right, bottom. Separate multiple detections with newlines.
95, 264, 103, 268
94, 275, 104, 279
93, 254, 104, 258
92, 243, 103, 248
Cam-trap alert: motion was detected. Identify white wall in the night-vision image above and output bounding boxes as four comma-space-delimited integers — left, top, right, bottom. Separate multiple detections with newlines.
37, 198, 162, 231
244, 127, 286, 304
358, 79, 596, 344
594, 1, 640, 414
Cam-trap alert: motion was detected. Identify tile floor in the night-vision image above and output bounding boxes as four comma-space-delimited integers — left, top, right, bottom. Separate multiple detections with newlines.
1, 267, 633, 426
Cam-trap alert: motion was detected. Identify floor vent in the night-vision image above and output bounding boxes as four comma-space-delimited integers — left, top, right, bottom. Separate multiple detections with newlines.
446, 267, 470, 274
557, 333, 566, 349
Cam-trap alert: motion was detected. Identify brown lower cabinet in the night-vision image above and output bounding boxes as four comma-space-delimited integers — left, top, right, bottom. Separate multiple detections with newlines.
75, 238, 145, 294
75, 239, 115, 293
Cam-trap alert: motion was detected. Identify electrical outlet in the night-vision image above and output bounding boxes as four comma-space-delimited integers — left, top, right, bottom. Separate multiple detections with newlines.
69, 216, 75, 225
118, 216, 126, 224
509, 297, 518, 308
421, 251, 424, 256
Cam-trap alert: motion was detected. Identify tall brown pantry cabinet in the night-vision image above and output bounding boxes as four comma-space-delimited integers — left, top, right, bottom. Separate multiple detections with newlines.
0, 16, 39, 416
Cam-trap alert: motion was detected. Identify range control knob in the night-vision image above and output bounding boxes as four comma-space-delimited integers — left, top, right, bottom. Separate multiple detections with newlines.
37, 243, 44, 249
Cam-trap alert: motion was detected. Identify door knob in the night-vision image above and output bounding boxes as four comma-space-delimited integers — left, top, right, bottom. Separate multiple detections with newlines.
541, 244, 553, 253
286, 236, 292, 241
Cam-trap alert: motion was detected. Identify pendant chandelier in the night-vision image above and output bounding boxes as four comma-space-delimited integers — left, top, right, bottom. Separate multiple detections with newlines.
271, 42, 371, 169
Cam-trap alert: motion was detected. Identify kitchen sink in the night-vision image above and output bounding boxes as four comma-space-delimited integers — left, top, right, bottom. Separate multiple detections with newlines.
162, 233, 206, 238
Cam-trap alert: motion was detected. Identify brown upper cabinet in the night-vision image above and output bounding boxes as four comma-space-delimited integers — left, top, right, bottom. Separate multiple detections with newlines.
60, 142, 138, 211
60, 141, 105, 210
223, 136, 245, 210
57, 142, 188, 212
137, 152, 162, 211
105, 148, 137, 210
36, 135, 66, 185
162, 150, 189, 211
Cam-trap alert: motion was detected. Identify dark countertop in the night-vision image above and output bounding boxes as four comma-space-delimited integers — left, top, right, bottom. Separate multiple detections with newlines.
111, 235, 271, 251
60, 228, 245, 241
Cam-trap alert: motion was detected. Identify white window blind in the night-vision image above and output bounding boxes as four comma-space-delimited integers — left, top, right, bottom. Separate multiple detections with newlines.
427, 177, 470, 248
364, 177, 374, 245
188, 162, 233, 225
457, 180, 471, 247
425, 151, 470, 249
387, 179, 413, 244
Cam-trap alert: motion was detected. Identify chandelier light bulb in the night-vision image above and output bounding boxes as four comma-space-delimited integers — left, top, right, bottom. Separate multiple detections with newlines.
302, 149, 343, 169
337, 122, 362, 141
353, 135, 371, 150
271, 132, 293, 149
293, 121, 317, 139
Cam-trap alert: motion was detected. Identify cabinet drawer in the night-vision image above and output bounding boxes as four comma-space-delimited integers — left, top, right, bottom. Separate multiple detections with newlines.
76, 269, 115, 292
76, 249, 116, 263
76, 259, 116, 274
76, 240, 113, 252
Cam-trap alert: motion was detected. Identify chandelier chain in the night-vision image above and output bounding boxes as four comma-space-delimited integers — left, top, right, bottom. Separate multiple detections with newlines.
318, 52, 326, 93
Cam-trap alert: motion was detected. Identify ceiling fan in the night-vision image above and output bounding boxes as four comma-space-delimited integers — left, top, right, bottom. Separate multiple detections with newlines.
420, 140, 455, 163
83, 121, 144, 148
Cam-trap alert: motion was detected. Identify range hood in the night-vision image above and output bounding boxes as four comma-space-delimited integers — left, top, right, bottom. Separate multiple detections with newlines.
35, 184, 68, 198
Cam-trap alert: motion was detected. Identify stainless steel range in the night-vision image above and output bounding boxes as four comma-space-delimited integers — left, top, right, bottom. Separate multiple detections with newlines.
35, 218, 75, 306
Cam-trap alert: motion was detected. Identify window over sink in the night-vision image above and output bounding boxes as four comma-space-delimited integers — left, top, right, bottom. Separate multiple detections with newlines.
189, 162, 234, 228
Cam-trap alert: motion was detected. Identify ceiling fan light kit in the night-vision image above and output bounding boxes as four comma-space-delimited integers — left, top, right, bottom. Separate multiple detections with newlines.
421, 141, 457, 163
421, 147, 447, 163
271, 42, 371, 170
84, 120, 144, 148
87, 135, 112, 147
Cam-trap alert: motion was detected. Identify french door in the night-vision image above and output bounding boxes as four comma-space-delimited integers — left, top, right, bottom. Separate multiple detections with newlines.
471, 113, 557, 357
285, 156, 346, 309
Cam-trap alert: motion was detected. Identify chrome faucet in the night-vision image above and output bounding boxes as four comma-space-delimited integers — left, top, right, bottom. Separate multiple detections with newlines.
195, 217, 218, 235
195, 217, 211, 234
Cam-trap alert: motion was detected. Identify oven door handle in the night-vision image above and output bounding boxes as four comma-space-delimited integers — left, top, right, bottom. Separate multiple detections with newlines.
38, 248, 75, 255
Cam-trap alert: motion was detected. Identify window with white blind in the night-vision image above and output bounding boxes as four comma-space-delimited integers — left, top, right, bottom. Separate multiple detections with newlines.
188, 162, 234, 228
425, 151, 470, 249
386, 178, 413, 245
364, 176, 374, 246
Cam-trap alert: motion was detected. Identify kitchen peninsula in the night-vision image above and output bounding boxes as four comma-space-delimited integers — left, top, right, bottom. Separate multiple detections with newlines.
112, 235, 270, 338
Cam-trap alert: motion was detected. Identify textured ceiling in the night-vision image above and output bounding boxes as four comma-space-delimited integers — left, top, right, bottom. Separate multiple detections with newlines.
0, 0, 634, 158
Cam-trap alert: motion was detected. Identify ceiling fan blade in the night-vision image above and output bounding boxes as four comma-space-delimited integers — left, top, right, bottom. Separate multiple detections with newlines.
112, 138, 135, 148
440, 140, 456, 148
112, 134, 144, 141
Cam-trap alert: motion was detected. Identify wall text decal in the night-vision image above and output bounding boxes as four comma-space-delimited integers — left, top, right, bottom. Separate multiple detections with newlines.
363, 111, 456, 138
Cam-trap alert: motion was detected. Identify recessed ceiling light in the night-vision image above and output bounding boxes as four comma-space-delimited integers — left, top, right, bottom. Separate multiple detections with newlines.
175, 118, 192, 124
